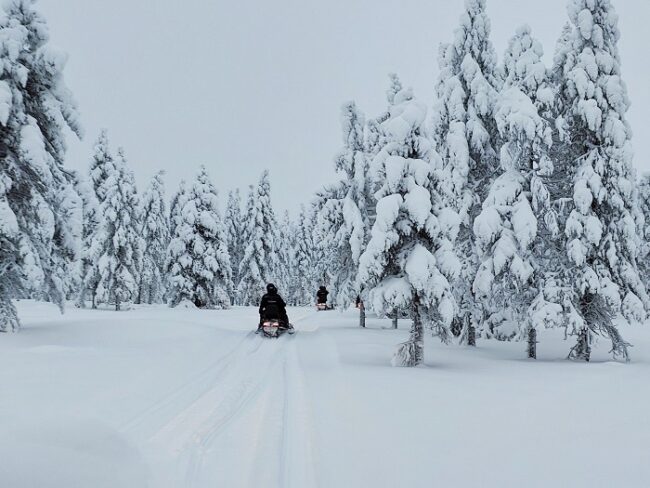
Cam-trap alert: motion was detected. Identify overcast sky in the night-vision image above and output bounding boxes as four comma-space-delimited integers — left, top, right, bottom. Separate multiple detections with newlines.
39, 0, 650, 213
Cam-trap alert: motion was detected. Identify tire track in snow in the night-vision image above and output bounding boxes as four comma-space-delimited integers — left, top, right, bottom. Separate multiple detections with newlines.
118, 331, 258, 438
183, 310, 318, 487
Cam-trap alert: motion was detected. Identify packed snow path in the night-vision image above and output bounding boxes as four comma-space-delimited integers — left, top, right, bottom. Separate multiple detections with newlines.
1, 301, 650, 487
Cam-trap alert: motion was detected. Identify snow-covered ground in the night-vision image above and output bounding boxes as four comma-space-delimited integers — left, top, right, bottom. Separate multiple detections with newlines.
0, 301, 648, 488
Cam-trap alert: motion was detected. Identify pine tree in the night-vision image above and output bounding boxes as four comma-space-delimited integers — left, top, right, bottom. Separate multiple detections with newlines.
167, 166, 232, 308
0, 0, 82, 331
224, 189, 244, 303
138, 171, 169, 304
358, 82, 460, 367
277, 210, 299, 305
77, 131, 115, 308
558, 0, 647, 361
637, 174, 650, 291
431, 0, 501, 346
91, 150, 140, 311
293, 204, 318, 305
237, 171, 279, 305
316, 101, 373, 312
474, 25, 562, 358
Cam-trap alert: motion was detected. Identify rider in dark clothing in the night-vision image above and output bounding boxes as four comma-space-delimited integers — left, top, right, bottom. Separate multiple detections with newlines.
316, 286, 329, 305
258, 283, 289, 329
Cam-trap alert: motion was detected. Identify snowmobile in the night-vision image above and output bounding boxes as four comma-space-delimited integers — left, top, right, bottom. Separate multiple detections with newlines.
259, 319, 295, 338
316, 303, 333, 311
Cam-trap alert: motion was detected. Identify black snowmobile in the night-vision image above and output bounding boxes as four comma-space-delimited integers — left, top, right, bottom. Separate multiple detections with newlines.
257, 283, 294, 338
316, 286, 333, 311
259, 318, 295, 338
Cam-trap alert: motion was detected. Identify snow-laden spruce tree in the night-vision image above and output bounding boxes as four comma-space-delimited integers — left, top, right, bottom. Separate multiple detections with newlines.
137, 171, 169, 304
89, 130, 115, 204
431, 0, 501, 345
557, 0, 647, 361
76, 131, 116, 307
90, 150, 140, 311
224, 189, 245, 303
167, 166, 232, 308
237, 171, 279, 305
73, 173, 99, 305
474, 25, 563, 358
0, 0, 82, 331
316, 101, 373, 311
292, 204, 319, 305
359, 84, 460, 367
169, 179, 187, 237
277, 210, 299, 304
637, 174, 650, 291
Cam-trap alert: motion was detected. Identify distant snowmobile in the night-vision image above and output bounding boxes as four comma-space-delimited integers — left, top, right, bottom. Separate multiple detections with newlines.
258, 319, 295, 338
316, 286, 332, 311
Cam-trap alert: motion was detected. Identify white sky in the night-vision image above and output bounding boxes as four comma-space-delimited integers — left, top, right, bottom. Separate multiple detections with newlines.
39, 0, 650, 213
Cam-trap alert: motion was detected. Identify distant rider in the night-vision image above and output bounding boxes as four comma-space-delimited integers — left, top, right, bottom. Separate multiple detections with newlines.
258, 283, 290, 332
316, 286, 329, 306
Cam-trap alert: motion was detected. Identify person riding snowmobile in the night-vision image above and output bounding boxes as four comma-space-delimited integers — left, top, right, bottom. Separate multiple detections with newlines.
316, 286, 329, 305
258, 283, 290, 332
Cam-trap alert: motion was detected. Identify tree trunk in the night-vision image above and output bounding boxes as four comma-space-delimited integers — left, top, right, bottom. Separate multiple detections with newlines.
392, 294, 423, 367
359, 302, 365, 328
392, 312, 398, 329
527, 326, 537, 359
569, 327, 591, 361
467, 317, 476, 347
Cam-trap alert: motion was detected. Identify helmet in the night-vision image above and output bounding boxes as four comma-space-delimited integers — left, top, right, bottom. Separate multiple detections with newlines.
266, 283, 277, 294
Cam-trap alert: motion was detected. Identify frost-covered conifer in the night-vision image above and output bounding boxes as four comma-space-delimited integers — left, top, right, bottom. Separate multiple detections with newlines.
557, 0, 647, 361
637, 175, 650, 291
0, 0, 82, 331
359, 83, 459, 367
89, 130, 115, 204
167, 166, 232, 308
474, 26, 562, 358
76, 131, 115, 307
237, 171, 279, 305
224, 189, 244, 303
432, 0, 500, 345
277, 211, 299, 304
90, 150, 140, 311
292, 204, 318, 305
316, 101, 373, 310
169, 179, 187, 238
138, 171, 169, 304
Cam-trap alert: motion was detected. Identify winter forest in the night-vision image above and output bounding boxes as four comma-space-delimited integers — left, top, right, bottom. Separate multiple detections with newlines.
1, 0, 650, 486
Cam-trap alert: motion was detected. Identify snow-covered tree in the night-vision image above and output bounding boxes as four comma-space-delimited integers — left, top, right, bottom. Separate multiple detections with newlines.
137, 171, 169, 304
76, 131, 115, 307
316, 101, 373, 312
637, 174, 650, 291
359, 83, 460, 367
277, 210, 299, 304
167, 166, 232, 308
89, 150, 140, 311
557, 0, 647, 361
237, 171, 279, 305
474, 25, 562, 358
0, 0, 82, 331
432, 0, 501, 345
292, 204, 319, 305
88, 130, 115, 204
224, 189, 244, 303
